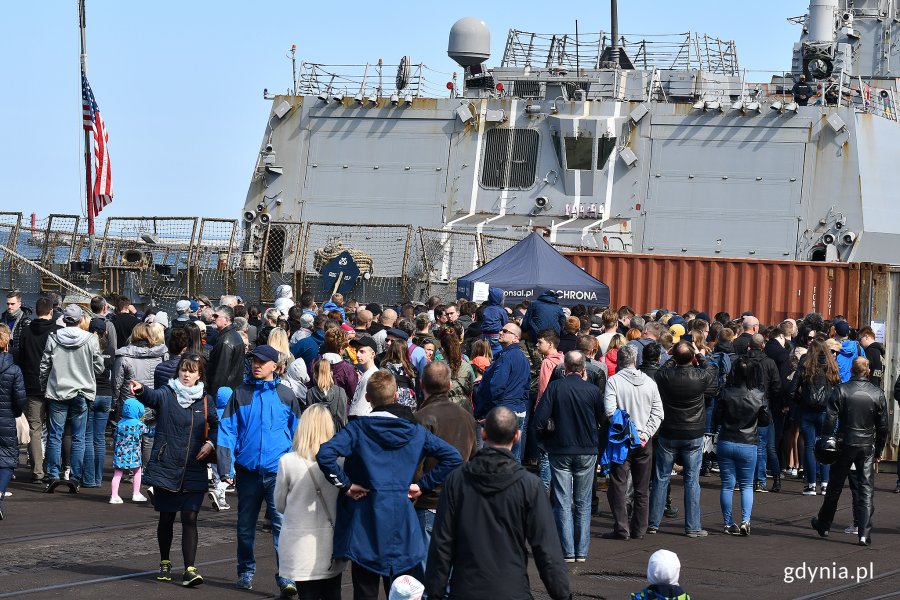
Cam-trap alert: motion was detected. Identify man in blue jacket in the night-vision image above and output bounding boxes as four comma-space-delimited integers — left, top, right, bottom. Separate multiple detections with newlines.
317, 370, 461, 600
290, 314, 325, 365
217, 345, 303, 596
473, 322, 531, 462
521, 290, 566, 343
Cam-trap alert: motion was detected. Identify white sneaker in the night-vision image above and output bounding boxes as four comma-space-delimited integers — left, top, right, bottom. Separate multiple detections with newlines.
844, 525, 858, 535
132, 493, 148, 502
820, 484, 828, 496
208, 491, 222, 511
109, 496, 124, 504
62, 467, 71, 481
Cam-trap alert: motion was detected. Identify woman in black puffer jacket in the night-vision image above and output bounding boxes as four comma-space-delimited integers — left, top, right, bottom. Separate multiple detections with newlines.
131, 353, 217, 587
0, 324, 26, 519
794, 340, 841, 496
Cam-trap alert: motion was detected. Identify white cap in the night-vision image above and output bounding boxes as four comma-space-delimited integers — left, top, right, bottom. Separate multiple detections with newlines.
388, 575, 424, 600
154, 311, 170, 329
647, 549, 681, 586
175, 299, 192, 313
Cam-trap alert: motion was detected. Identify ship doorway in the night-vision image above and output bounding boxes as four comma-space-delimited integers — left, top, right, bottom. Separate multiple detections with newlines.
265, 226, 287, 273
809, 245, 827, 262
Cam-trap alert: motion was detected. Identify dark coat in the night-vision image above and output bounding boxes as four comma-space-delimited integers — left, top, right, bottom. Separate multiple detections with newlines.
207, 325, 246, 395
0, 354, 26, 469
16, 317, 61, 396
521, 291, 565, 342
425, 447, 571, 600
112, 312, 141, 350
534, 374, 607, 455
154, 356, 181, 390
136, 383, 218, 493
654, 360, 718, 440
2, 307, 32, 362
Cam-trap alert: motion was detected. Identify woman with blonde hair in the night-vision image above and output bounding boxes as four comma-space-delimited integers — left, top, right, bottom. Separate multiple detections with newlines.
604, 333, 626, 377
268, 328, 294, 374
306, 359, 347, 429
274, 404, 346, 599
690, 330, 710, 357
112, 322, 168, 467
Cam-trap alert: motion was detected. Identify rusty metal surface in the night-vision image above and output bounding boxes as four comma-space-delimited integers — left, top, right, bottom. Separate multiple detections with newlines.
566, 251, 867, 325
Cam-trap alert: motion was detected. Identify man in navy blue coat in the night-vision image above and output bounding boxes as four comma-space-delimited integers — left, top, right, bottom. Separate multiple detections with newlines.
317, 369, 461, 600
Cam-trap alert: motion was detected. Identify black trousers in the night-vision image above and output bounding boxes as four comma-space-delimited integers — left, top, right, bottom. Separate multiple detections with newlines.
817, 445, 876, 539
607, 440, 652, 537
297, 574, 342, 600
351, 562, 423, 600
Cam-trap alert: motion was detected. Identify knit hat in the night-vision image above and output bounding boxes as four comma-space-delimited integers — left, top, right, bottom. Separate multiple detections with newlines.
647, 549, 681, 586
834, 320, 851, 337
153, 311, 170, 329
695, 311, 711, 323
669, 323, 685, 343
388, 575, 424, 600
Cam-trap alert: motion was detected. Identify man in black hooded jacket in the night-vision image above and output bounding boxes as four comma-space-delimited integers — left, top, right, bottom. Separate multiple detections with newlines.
425, 406, 571, 600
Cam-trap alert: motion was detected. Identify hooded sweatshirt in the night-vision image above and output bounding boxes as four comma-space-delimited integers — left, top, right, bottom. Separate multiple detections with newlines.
18, 317, 62, 395
481, 287, 508, 335
424, 447, 570, 600
604, 367, 664, 439
274, 284, 295, 315
316, 407, 461, 576
864, 341, 885, 388
521, 290, 566, 342
39, 326, 104, 401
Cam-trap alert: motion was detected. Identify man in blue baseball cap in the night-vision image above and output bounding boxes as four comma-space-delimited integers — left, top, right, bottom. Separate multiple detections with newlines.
217, 344, 303, 596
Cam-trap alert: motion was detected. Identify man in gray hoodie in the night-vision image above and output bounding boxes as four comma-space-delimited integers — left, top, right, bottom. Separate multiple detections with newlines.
39, 304, 104, 488
603, 344, 664, 540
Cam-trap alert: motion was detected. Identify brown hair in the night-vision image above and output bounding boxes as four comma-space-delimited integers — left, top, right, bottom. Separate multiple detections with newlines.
438, 329, 463, 373
470, 339, 493, 361
314, 358, 334, 391
322, 328, 349, 354
0, 324, 10, 352
626, 328, 641, 341
366, 370, 397, 407
564, 316, 580, 334
176, 353, 207, 388
802, 340, 841, 386
381, 338, 415, 375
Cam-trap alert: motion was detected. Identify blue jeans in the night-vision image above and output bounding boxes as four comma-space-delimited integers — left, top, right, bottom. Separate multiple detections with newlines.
649, 436, 703, 532
82, 396, 111, 487
511, 415, 527, 463
46, 395, 88, 483
716, 439, 756, 525
235, 466, 291, 587
539, 451, 551, 491
756, 423, 779, 483
483, 335, 501, 358
800, 409, 830, 486
549, 453, 596, 559
416, 508, 435, 573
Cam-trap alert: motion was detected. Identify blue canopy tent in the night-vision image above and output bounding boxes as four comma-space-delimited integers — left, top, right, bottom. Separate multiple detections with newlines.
456, 233, 610, 307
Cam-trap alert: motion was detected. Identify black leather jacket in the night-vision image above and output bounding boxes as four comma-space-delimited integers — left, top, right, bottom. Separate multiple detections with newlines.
825, 377, 888, 454
207, 325, 246, 395
714, 385, 771, 445
654, 358, 718, 440
744, 349, 782, 409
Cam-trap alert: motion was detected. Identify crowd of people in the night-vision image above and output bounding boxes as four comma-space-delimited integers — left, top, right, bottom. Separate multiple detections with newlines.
0, 284, 895, 599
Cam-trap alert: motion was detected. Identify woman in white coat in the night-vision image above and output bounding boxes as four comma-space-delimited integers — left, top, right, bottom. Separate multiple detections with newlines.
274, 403, 346, 599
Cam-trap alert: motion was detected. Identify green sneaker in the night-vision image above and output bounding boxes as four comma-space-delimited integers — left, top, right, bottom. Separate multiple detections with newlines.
182, 566, 203, 587
157, 560, 172, 581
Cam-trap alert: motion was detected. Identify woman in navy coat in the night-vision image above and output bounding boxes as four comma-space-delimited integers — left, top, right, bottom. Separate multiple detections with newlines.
131, 353, 217, 587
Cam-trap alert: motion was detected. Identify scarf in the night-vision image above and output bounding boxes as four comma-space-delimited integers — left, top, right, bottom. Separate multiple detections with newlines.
168, 378, 205, 408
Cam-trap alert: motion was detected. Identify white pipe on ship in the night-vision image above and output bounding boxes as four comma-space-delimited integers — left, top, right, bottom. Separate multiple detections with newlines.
808, 0, 839, 44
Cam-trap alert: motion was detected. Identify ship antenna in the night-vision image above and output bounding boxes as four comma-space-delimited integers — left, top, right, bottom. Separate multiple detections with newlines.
575, 19, 580, 76
78, 0, 96, 254
610, 0, 619, 67
290, 44, 297, 96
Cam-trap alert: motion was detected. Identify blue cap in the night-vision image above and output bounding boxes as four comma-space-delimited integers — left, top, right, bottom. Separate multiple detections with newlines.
250, 344, 280, 363
189, 299, 200, 312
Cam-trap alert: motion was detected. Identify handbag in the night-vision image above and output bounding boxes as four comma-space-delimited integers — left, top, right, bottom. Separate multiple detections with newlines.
202, 395, 217, 464
309, 466, 335, 528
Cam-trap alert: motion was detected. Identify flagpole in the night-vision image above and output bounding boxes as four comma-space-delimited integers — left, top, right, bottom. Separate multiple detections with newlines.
79, 0, 95, 253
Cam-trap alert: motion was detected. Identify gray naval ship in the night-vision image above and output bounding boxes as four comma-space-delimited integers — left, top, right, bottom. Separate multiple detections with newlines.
242, 0, 900, 268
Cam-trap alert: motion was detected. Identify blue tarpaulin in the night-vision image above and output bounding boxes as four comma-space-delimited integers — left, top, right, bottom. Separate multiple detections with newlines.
456, 233, 610, 307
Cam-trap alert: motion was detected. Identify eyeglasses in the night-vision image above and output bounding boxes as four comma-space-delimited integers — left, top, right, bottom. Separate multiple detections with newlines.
501, 328, 518, 335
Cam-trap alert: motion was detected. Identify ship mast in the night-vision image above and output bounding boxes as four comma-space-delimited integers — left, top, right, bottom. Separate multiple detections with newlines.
78, 0, 96, 251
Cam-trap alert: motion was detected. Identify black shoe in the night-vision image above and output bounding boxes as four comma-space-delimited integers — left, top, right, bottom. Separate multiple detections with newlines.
700, 467, 710, 477
754, 482, 768, 493
739, 522, 751, 536
601, 531, 630, 540
859, 536, 871, 547
182, 566, 203, 587
157, 560, 172, 582
664, 505, 679, 518
772, 475, 781, 493
630, 532, 644, 540
811, 517, 829, 538
894, 484, 900, 494
724, 523, 740, 535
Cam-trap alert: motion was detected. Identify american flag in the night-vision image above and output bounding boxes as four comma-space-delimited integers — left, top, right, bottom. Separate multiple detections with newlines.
81, 69, 113, 218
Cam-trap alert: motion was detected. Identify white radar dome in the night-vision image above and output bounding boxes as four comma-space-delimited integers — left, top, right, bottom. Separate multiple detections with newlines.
448, 17, 490, 67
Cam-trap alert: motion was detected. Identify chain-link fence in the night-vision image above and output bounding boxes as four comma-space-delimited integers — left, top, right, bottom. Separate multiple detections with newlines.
299, 222, 414, 305
0, 214, 598, 309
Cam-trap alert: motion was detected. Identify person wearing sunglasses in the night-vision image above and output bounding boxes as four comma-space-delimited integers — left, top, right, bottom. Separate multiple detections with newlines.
473, 323, 530, 463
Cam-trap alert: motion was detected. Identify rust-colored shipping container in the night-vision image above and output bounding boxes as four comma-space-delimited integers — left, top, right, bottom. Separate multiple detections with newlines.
565, 252, 866, 326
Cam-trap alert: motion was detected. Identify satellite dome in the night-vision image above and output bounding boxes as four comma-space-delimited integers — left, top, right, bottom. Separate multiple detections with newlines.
448, 17, 490, 67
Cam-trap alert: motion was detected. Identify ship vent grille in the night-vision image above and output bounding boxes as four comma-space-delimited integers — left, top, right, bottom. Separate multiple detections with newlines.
481, 128, 539, 190
512, 80, 542, 98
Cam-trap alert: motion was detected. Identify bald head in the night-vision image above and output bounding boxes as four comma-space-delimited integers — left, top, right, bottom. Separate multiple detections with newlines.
484, 406, 520, 448
380, 308, 397, 327
743, 316, 759, 334
356, 309, 373, 327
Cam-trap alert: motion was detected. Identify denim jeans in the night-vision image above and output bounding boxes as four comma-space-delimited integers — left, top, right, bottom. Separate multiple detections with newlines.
416, 508, 435, 573
82, 396, 111, 487
539, 451, 551, 491
649, 436, 703, 532
235, 466, 291, 587
45, 395, 88, 482
716, 439, 756, 525
549, 453, 596, 559
702, 399, 716, 470
511, 415, 527, 463
800, 409, 830, 486
755, 422, 779, 483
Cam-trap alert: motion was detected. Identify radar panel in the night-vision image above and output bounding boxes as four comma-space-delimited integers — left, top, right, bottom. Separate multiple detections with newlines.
481, 128, 539, 189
